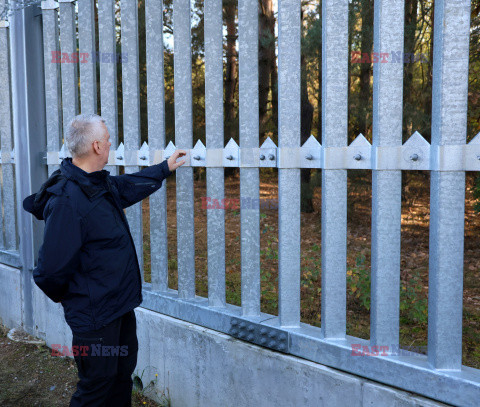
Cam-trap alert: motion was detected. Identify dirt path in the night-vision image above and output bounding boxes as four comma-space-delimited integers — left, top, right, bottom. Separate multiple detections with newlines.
0, 324, 168, 407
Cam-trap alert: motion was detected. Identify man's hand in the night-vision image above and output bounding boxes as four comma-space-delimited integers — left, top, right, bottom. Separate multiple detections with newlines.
167, 150, 187, 172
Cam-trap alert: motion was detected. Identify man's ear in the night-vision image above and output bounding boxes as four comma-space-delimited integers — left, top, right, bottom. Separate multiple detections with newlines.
93, 140, 101, 155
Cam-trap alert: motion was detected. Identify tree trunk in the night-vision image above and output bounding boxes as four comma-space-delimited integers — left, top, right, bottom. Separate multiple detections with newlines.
359, 0, 373, 139
224, 0, 237, 143
270, 9, 278, 140
301, 9, 314, 213
403, 0, 418, 141
423, 0, 434, 144
317, 2, 322, 143
259, 0, 275, 140
223, 0, 238, 178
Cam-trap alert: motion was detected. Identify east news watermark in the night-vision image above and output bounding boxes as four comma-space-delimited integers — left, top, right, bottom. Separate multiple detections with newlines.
51, 343, 129, 357
351, 344, 427, 356
201, 196, 278, 210
51, 50, 128, 64
351, 51, 429, 64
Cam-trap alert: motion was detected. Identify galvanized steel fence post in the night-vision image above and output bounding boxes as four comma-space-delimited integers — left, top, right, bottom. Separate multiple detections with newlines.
1, 0, 479, 404
428, 0, 471, 371
205, 0, 226, 308
370, 0, 404, 349
174, 0, 195, 299
146, 0, 169, 292
321, 0, 349, 339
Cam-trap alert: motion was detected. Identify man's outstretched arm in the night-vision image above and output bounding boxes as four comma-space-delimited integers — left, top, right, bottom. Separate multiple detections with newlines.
108, 151, 186, 209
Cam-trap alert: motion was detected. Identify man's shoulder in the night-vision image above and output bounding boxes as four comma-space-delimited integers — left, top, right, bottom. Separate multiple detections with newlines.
44, 194, 75, 215
44, 182, 88, 219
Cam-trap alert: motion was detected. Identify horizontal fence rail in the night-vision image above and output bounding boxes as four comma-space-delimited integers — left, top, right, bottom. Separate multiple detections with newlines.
41, 131, 480, 170
0, 0, 478, 405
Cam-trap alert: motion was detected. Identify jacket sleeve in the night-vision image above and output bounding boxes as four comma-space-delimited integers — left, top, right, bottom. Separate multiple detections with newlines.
33, 198, 83, 303
108, 159, 173, 209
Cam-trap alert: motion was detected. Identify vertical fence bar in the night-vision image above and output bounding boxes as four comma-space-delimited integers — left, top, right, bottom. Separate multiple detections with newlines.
370, 0, 404, 347
41, 1, 61, 177
174, 0, 195, 299
428, 0, 470, 370
77, 0, 97, 114
58, 0, 78, 137
146, 0, 169, 292
321, 0, 349, 339
205, 0, 225, 307
238, 0, 260, 316
0, 0, 7, 249
0, 0, 15, 250
277, 0, 300, 327
121, 0, 144, 281
98, 0, 118, 175
11, 2, 49, 337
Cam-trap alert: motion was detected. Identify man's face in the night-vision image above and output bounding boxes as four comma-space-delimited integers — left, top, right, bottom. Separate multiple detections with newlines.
98, 123, 112, 167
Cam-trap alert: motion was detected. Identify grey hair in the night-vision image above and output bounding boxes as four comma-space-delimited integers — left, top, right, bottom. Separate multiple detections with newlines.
65, 114, 107, 158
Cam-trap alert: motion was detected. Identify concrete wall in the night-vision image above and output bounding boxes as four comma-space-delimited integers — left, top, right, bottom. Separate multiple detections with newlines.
134, 308, 447, 407
0, 264, 22, 328
0, 265, 447, 406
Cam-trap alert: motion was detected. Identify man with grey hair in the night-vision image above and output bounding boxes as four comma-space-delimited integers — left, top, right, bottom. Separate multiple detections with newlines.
23, 113, 186, 406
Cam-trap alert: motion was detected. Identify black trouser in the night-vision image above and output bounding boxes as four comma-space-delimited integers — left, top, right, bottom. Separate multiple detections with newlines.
69, 309, 138, 407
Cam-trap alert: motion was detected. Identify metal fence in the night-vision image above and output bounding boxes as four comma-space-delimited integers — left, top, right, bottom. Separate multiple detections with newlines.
1, 0, 480, 405
0, 0, 19, 268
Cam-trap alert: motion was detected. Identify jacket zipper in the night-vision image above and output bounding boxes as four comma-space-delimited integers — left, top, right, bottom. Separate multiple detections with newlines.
133, 181, 157, 186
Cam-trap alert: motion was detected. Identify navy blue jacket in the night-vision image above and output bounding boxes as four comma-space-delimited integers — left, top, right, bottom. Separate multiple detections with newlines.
22, 157, 172, 333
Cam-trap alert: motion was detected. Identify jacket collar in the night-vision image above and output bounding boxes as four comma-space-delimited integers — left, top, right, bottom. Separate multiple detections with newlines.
60, 157, 111, 200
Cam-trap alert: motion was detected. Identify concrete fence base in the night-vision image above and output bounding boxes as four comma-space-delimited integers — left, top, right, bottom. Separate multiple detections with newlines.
0, 264, 447, 406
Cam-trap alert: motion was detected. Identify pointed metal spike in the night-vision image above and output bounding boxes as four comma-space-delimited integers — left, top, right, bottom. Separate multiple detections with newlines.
138, 141, 150, 164
468, 132, 480, 144
114, 143, 125, 164
349, 133, 371, 147
404, 131, 430, 147
225, 138, 239, 148
164, 141, 176, 160
193, 139, 206, 150
301, 134, 321, 149
165, 140, 176, 150
260, 136, 277, 149
59, 143, 66, 159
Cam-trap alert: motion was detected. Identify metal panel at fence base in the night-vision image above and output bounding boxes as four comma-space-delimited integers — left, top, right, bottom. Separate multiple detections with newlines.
140, 285, 480, 406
